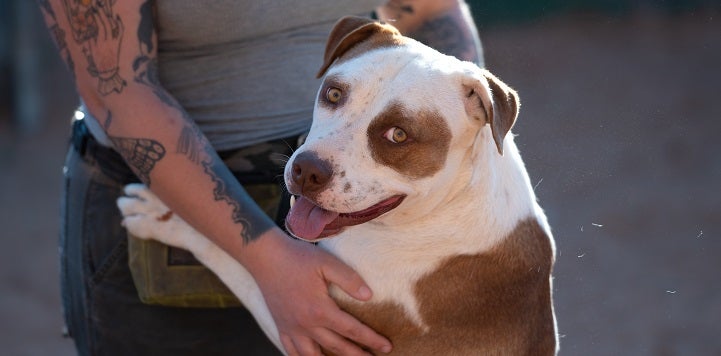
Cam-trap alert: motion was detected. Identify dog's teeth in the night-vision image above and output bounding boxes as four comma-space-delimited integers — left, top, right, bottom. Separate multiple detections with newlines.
290, 195, 296, 208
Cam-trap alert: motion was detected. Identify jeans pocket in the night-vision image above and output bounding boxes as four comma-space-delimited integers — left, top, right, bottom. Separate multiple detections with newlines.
84, 180, 128, 285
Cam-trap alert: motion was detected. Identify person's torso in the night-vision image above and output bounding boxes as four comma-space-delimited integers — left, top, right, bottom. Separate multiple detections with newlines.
155, 0, 385, 151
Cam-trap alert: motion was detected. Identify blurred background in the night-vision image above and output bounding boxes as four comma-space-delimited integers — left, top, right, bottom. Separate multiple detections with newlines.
1, 0, 720, 355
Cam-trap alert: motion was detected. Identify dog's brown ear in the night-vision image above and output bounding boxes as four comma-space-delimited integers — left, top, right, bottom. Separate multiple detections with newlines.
463, 69, 520, 155
317, 16, 403, 78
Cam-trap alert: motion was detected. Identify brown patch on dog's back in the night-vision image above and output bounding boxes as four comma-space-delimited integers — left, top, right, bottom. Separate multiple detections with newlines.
367, 102, 451, 179
413, 218, 557, 355
336, 218, 557, 355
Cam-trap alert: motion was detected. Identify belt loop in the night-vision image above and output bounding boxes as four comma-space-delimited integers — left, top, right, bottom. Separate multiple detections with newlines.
72, 119, 89, 157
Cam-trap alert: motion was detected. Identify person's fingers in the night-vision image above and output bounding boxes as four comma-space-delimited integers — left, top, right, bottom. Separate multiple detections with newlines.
260, 240, 392, 355
324, 307, 392, 354
317, 255, 392, 353
311, 327, 373, 356
320, 258, 373, 302
292, 335, 322, 356
280, 333, 300, 356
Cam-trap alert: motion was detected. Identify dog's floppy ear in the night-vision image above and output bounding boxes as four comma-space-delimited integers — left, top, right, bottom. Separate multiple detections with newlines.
317, 16, 403, 78
462, 68, 520, 155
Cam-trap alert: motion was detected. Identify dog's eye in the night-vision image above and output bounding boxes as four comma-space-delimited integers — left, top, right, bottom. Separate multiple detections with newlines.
383, 127, 408, 143
326, 87, 342, 103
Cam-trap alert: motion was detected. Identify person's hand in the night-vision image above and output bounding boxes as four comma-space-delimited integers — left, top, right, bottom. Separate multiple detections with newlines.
244, 229, 393, 356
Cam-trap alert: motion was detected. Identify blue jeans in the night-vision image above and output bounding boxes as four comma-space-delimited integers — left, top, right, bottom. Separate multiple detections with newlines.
60, 119, 282, 355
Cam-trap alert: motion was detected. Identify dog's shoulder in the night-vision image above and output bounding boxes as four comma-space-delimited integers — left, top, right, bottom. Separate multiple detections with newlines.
336, 218, 557, 355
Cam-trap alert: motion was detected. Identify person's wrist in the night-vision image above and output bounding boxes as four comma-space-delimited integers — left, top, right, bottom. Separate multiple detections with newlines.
233, 226, 290, 278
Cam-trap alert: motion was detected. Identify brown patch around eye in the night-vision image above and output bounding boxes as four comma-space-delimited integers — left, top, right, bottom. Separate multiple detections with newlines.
367, 102, 451, 179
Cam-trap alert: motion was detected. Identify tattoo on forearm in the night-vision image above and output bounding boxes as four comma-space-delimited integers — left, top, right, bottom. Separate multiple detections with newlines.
60, 0, 127, 95
410, 13, 481, 64
186, 123, 274, 244
123, 0, 272, 243
205, 149, 273, 244
38, 0, 76, 77
177, 125, 203, 165
109, 135, 166, 186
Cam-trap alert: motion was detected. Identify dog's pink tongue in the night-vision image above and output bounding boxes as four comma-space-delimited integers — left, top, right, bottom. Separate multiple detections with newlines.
286, 196, 339, 240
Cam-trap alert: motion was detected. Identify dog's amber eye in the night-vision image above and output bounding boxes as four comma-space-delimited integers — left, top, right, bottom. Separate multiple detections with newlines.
326, 87, 342, 103
383, 127, 408, 143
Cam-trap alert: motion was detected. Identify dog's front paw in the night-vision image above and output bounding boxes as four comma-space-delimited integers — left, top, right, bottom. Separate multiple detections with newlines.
116, 183, 190, 249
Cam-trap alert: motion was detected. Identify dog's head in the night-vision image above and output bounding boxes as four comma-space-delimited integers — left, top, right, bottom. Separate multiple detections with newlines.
284, 16, 519, 241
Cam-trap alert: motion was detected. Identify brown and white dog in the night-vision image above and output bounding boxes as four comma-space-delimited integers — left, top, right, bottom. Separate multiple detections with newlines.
118, 16, 558, 355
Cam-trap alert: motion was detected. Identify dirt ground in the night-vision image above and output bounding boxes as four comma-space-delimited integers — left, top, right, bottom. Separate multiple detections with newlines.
1, 8, 720, 356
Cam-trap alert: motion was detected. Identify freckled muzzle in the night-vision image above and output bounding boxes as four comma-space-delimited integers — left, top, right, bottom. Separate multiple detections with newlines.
284, 151, 406, 240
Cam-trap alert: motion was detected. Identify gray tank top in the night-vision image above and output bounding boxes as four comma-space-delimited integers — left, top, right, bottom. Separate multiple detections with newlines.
85, 0, 383, 150
155, 0, 384, 151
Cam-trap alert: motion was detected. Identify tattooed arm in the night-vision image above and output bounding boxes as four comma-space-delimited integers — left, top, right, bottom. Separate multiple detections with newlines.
39, 1, 391, 355
377, 0, 484, 66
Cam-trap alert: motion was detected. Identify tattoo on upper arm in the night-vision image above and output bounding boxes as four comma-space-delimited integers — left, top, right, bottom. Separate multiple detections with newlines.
109, 134, 166, 186
60, 0, 127, 95
410, 14, 481, 64
38, 0, 76, 77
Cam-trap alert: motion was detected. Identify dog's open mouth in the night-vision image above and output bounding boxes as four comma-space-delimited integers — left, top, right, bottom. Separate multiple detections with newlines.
285, 195, 405, 240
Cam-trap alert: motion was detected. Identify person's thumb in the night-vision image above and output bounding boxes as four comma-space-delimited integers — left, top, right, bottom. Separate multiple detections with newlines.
321, 257, 373, 302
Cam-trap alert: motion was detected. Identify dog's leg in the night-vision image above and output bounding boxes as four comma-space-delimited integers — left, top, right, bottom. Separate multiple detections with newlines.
117, 183, 284, 353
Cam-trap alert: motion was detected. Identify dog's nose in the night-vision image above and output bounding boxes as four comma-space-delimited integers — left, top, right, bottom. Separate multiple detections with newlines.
291, 151, 333, 196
